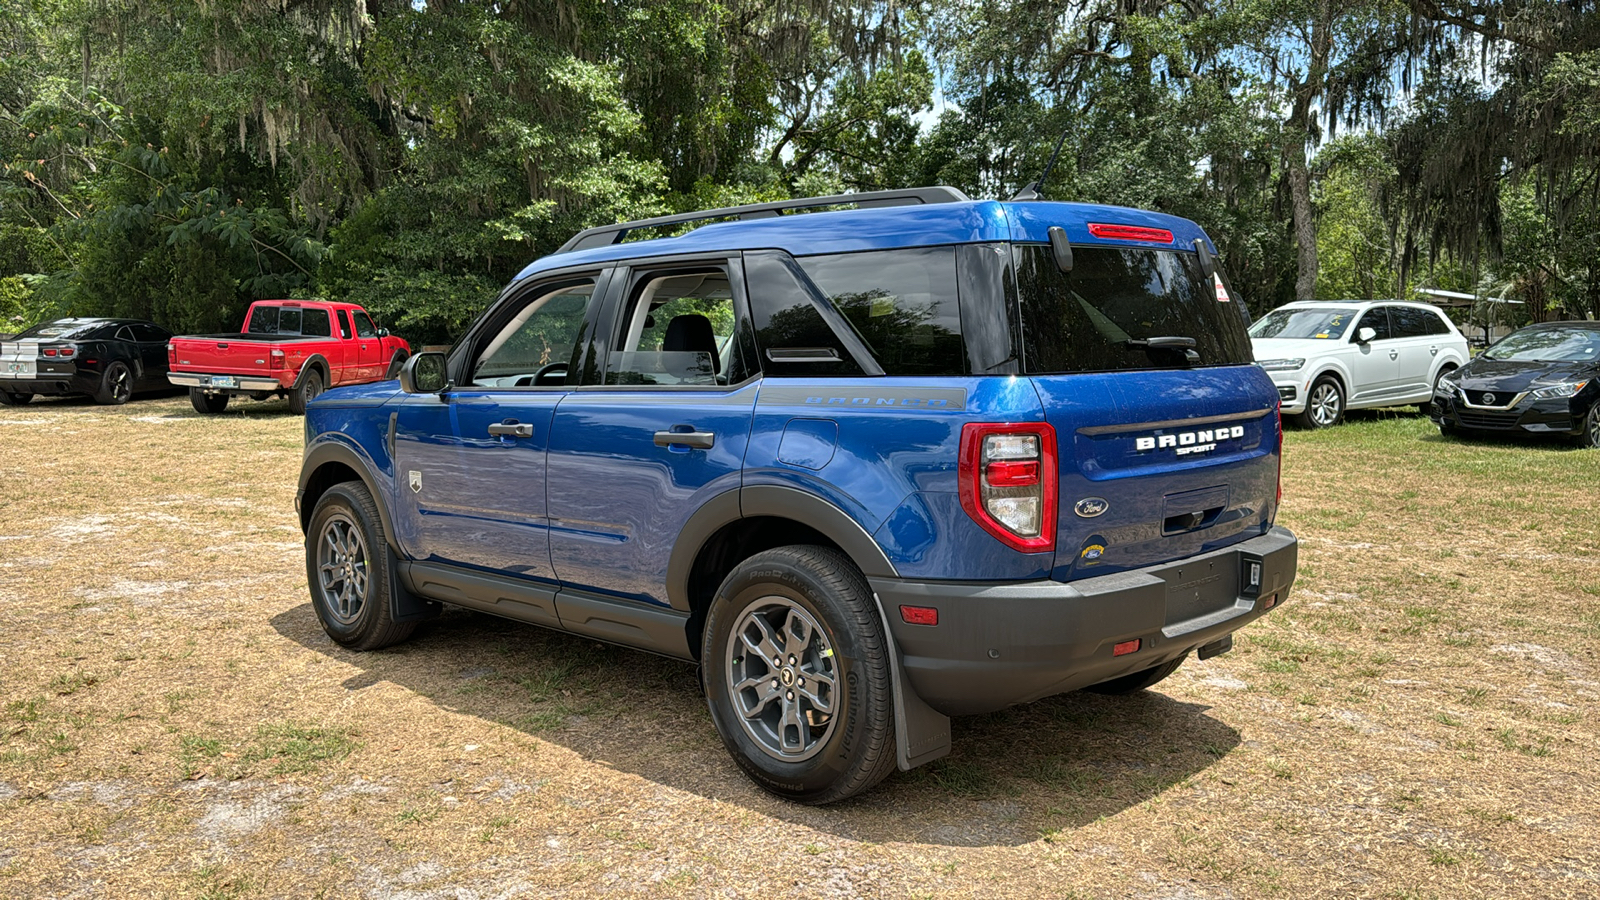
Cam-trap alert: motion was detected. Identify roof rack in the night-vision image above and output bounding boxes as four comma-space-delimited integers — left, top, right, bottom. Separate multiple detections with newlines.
555, 186, 971, 253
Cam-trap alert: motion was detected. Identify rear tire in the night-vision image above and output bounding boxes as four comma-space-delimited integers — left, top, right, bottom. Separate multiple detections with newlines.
305, 481, 416, 650
289, 368, 324, 415
702, 545, 897, 804
0, 391, 32, 406
189, 388, 229, 414
1084, 654, 1188, 695
95, 361, 134, 405
1295, 376, 1344, 429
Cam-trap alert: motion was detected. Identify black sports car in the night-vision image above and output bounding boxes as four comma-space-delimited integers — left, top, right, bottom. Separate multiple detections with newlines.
1431, 321, 1600, 447
0, 318, 174, 406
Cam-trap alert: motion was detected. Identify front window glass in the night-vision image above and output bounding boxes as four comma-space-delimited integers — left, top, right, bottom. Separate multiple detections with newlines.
353, 312, 377, 339
1016, 245, 1253, 374
1353, 307, 1392, 341
472, 281, 596, 387
1484, 326, 1600, 362
1249, 306, 1358, 341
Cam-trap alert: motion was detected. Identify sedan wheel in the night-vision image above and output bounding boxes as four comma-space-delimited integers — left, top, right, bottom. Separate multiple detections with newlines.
1578, 404, 1600, 449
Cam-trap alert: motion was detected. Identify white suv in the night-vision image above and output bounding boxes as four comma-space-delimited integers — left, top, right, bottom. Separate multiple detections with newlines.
1250, 300, 1469, 428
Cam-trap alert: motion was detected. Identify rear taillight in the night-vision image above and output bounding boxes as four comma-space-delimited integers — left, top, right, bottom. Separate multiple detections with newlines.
269, 349, 286, 370
42, 345, 75, 358
167, 343, 177, 365
1275, 403, 1283, 507
959, 422, 1058, 553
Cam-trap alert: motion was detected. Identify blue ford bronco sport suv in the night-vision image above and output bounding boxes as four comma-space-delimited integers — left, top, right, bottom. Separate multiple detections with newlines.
297, 187, 1298, 803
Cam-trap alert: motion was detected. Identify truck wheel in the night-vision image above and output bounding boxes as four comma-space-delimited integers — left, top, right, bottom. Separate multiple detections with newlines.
702, 545, 897, 805
189, 388, 229, 414
1295, 376, 1344, 429
1084, 654, 1188, 695
305, 481, 416, 651
385, 351, 409, 380
0, 391, 32, 406
95, 362, 134, 405
289, 368, 324, 415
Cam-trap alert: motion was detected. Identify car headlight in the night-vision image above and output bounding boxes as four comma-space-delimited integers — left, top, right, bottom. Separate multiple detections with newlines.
1256, 358, 1305, 372
1531, 380, 1589, 400
1438, 370, 1461, 387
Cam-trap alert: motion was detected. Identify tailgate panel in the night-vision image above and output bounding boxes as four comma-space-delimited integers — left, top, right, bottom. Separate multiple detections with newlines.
1031, 366, 1281, 582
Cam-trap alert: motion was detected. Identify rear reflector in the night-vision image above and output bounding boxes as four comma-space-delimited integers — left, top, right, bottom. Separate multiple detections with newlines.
1113, 639, 1141, 657
1262, 593, 1278, 610
899, 605, 939, 626
1087, 223, 1174, 244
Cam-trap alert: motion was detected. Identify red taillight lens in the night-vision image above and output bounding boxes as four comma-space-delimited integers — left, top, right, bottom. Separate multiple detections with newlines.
899, 605, 939, 626
1113, 639, 1141, 657
959, 422, 1058, 553
42, 347, 56, 357
269, 349, 286, 370
42, 345, 75, 358
1087, 223, 1174, 244
167, 343, 177, 365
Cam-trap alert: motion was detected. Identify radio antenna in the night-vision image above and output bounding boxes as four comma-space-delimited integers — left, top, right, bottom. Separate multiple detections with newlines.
1010, 128, 1070, 201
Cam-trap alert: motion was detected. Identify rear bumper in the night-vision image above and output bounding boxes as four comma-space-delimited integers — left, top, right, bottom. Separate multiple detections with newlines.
871, 525, 1298, 716
169, 372, 284, 392
0, 371, 92, 396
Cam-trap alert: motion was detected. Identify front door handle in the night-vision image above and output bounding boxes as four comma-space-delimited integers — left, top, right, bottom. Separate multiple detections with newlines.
654, 430, 715, 449
488, 421, 533, 438
1388, 350, 1398, 360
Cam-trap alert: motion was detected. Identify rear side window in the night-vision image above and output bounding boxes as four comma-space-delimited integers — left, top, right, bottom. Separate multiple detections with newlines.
1391, 306, 1439, 339
744, 252, 865, 378
795, 248, 965, 375
302, 308, 332, 338
1014, 245, 1252, 374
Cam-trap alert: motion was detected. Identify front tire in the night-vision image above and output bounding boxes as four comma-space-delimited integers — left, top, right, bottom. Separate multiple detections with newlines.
0, 391, 32, 406
1084, 654, 1188, 695
189, 388, 229, 414
1296, 375, 1344, 429
95, 361, 134, 405
289, 368, 324, 415
305, 481, 416, 650
1575, 404, 1600, 449
702, 545, 896, 804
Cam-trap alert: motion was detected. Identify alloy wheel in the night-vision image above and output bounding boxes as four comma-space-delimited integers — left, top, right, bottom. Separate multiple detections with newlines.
1309, 382, 1341, 427
317, 513, 369, 625
725, 597, 839, 762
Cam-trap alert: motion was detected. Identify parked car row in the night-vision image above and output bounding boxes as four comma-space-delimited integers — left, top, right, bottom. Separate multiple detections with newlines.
0, 300, 410, 413
1249, 299, 1599, 448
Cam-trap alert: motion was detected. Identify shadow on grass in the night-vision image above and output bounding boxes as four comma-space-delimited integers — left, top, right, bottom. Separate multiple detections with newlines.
271, 603, 1240, 847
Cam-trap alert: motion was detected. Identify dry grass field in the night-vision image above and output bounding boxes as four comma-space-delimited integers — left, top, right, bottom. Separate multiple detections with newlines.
2, 391, 1598, 899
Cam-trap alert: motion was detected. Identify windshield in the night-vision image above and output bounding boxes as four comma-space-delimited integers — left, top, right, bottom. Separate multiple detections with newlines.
1015, 245, 1253, 374
1484, 326, 1600, 362
1249, 307, 1358, 340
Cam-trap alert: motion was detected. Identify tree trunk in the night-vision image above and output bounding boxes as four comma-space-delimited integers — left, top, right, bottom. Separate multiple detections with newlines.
1286, 131, 1318, 300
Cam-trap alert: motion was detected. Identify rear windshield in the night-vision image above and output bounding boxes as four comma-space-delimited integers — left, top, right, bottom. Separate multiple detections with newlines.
247, 305, 326, 336
15, 321, 99, 340
1249, 306, 1359, 341
1015, 245, 1252, 374
1484, 326, 1600, 362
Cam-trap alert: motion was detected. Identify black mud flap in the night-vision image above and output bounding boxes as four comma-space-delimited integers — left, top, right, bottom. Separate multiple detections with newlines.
392, 559, 442, 624
875, 599, 951, 771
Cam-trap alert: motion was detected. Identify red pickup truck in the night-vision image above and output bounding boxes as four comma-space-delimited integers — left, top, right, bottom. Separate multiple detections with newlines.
167, 300, 410, 414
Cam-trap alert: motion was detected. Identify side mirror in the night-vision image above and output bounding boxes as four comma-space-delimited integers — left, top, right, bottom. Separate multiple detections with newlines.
399, 352, 450, 395
377, 327, 390, 338
1356, 327, 1377, 344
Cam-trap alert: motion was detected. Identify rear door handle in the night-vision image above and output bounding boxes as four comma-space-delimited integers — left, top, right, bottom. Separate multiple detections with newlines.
654, 430, 715, 449
488, 422, 533, 438
1389, 350, 1398, 359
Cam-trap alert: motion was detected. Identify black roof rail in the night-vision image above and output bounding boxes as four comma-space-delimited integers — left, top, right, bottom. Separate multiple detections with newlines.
555, 186, 971, 253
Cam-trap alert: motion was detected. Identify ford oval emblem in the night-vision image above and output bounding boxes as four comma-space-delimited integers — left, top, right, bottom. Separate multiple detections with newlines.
1074, 497, 1109, 518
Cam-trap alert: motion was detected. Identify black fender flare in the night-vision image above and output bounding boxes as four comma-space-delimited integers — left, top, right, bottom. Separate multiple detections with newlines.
386, 349, 411, 379
664, 484, 899, 612
298, 440, 437, 623
293, 354, 331, 391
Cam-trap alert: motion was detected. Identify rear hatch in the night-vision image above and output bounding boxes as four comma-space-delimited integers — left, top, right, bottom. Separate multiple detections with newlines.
1008, 240, 1280, 583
